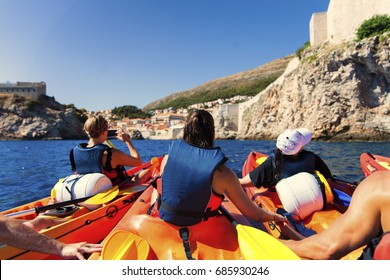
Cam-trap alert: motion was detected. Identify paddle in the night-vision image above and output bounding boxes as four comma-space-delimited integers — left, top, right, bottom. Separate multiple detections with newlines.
101, 230, 153, 260
219, 206, 300, 260
5, 186, 119, 219
118, 184, 147, 196
105, 139, 116, 148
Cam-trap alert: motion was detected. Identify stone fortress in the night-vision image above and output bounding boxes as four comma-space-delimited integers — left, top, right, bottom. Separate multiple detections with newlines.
310, 0, 390, 46
0, 81, 46, 100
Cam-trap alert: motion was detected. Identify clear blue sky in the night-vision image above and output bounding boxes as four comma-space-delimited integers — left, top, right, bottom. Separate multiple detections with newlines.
0, 0, 329, 111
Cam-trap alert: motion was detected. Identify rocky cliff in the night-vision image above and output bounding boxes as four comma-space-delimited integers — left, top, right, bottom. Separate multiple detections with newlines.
238, 35, 390, 141
0, 94, 85, 140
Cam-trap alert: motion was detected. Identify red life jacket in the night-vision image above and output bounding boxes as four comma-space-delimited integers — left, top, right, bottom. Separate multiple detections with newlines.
374, 231, 390, 260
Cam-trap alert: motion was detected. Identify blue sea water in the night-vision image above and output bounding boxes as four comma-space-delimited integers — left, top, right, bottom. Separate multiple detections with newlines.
0, 139, 389, 212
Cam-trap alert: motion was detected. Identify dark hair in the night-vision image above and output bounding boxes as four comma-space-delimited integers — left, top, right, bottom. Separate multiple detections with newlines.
183, 110, 215, 148
274, 147, 283, 182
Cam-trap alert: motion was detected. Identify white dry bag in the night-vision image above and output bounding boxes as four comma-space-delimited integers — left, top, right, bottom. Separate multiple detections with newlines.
276, 172, 323, 219
53, 173, 113, 210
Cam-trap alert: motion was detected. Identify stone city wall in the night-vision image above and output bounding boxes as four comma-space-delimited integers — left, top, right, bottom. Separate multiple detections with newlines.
310, 0, 390, 46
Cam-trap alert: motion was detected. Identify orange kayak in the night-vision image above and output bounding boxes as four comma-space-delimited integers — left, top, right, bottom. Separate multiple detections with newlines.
0, 157, 163, 260
360, 152, 390, 177
88, 175, 301, 260
241, 151, 362, 260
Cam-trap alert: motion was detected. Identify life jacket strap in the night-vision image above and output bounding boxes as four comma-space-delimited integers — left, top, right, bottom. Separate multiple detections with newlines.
63, 175, 84, 200
179, 227, 195, 260
69, 149, 76, 172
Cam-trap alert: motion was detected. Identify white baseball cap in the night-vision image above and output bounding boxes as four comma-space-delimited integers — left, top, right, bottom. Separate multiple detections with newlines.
276, 128, 312, 155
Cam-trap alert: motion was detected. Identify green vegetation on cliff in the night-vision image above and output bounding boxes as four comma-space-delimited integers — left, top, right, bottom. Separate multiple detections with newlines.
356, 14, 390, 41
143, 55, 293, 111
112, 105, 151, 119
154, 74, 281, 110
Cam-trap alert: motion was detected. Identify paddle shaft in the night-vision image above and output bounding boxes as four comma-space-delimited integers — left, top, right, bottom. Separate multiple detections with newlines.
6, 176, 131, 219
5, 195, 97, 218
219, 206, 239, 227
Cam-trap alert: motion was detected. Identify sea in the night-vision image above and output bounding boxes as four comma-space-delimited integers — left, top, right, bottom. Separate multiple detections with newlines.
0, 139, 389, 212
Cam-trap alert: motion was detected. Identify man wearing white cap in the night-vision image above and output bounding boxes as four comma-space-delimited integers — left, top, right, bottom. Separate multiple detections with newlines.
239, 128, 332, 189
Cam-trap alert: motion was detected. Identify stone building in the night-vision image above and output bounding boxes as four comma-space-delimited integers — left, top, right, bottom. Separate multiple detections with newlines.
214, 104, 239, 131
0, 81, 46, 100
310, 0, 390, 46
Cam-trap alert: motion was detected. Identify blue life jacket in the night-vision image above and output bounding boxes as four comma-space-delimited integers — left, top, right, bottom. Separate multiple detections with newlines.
159, 140, 227, 226
279, 150, 316, 179
70, 143, 128, 185
70, 143, 109, 174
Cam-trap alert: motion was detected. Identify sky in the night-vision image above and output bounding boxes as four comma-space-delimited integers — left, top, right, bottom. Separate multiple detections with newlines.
0, 0, 330, 111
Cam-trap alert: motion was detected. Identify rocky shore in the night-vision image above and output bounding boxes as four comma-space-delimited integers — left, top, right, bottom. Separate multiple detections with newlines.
0, 94, 85, 140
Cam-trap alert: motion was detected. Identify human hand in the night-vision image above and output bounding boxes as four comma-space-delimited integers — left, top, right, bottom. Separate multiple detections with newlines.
116, 129, 131, 143
60, 242, 103, 260
274, 213, 288, 223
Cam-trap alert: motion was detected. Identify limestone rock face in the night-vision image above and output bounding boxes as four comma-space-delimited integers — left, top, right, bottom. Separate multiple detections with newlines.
0, 95, 85, 140
239, 35, 390, 141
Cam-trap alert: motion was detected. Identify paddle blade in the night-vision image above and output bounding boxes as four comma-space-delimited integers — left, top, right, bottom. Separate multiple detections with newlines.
236, 224, 300, 260
84, 185, 119, 205
50, 188, 56, 199
118, 185, 147, 196
102, 230, 153, 260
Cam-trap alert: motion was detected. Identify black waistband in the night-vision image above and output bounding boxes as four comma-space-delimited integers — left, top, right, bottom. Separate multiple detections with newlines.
160, 201, 220, 220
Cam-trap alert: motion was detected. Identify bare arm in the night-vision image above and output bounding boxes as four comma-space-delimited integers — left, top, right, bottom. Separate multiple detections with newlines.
282, 171, 390, 259
0, 215, 102, 259
212, 165, 286, 223
238, 173, 253, 187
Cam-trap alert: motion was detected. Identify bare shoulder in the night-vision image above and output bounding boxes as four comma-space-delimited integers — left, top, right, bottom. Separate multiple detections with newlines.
348, 171, 390, 229
212, 164, 238, 194
213, 164, 236, 180
357, 171, 390, 195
